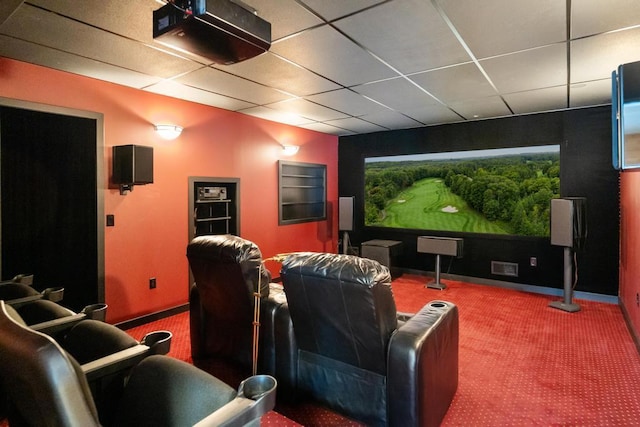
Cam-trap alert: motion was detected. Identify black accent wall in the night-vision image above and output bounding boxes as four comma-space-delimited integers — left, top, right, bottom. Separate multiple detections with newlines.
0, 107, 98, 311
339, 106, 619, 296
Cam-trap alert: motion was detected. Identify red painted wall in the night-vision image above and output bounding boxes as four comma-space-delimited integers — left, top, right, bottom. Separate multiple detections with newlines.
620, 170, 640, 340
0, 57, 338, 323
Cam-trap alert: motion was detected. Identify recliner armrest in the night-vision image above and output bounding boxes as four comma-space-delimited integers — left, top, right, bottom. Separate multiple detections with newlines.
194, 375, 277, 427
82, 345, 152, 381
387, 300, 459, 427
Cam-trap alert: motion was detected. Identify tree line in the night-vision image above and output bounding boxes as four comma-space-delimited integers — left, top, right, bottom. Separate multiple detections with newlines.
365, 153, 560, 236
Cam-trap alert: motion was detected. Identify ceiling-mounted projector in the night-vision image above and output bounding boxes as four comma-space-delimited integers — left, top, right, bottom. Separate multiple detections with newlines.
153, 0, 271, 65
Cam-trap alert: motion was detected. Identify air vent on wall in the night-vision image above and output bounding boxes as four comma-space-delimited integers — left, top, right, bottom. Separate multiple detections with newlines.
152, 0, 271, 65
491, 261, 519, 277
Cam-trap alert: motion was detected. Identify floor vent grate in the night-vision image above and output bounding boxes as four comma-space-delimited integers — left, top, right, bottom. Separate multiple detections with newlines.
491, 261, 519, 277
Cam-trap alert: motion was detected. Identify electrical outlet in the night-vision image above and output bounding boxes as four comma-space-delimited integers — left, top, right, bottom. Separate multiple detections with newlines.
530, 257, 537, 267
636, 292, 639, 307
149, 277, 156, 289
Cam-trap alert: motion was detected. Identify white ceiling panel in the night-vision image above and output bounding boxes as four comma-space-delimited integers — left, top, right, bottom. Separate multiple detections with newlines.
299, 0, 387, 22
213, 52, 340, 96
571, 0, 640, 39
0, 35, 162, 89
175, 67, 292, 105
270, 25, 397, 86
325, 117, 386, 133
238, 106, 315, 126
439, 0, 566, 59
241, 0, 324, 40
360, 110, 423, 129
410, 63, 497, 103
353, 78, 440, 111
0, 1, 637, 135
448, 96, 512, 120
334, 0, 471, 74
403, 104, 464, 124
145, 80, 255, 111
481, 44, 567, 94
267, 98, 349, 122
299, 122, 355, 136
503, 86, 568, 115
571, 27, 640, 83
305, 89, 390, 117
570, 79, 612, 108
2, 4, 201, 78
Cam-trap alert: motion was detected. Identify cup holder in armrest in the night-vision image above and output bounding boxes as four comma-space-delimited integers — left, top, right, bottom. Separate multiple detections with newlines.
42, 287, 64, 302
239, 375, 277, 401
141, 330, 172, 355
81, 303, 108, 321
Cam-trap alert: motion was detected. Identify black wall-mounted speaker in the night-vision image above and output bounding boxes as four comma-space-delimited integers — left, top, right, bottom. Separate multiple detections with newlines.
339, 196, 354, 231
550, 197, 587, 249
112, 145, 153, 185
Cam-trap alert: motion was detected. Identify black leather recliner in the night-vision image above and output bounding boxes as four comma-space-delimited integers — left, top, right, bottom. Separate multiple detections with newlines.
187, 234, 295, 386
0, 301, 276, 427
280, 252, 459, 427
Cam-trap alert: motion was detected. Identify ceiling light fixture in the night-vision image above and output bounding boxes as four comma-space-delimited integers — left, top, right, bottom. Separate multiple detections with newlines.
154, 124, 183, 140
282, 145, 299, 156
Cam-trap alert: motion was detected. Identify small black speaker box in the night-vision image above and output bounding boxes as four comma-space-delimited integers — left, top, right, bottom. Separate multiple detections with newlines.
112, 145, 153, 185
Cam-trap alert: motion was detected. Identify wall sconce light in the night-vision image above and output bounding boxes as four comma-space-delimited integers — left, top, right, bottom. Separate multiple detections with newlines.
154, 124, 183, 140
282, 145, 299, 156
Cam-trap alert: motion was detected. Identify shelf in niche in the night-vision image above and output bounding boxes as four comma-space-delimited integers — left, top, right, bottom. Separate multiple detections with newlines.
278, 160, 327, 225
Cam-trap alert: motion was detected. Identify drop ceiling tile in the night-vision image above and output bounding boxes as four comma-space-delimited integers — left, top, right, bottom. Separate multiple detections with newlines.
410, 63, 496, 103
299, 122, 355, 136
270, 25, 397, 86
403, 103, 464, 124
0, 0, 22, 26
145, 80, 255, 111
481, 44, 567, 94
572, 0, 640, 38
325, 117, 386, 133
213, 52, 340, 96
570, 79, 612, 108
353, 78, 439, 111
299, 0, 387, 22
238, 106, 315, 126
175, 67, 291, 105
360, 110, 423, 129
503, 86, 568, 115
447, 96, 512, 120
571, 27, 640, 83
1, 4, 201, 78
0, 35, 162, 88
26, 0, 159, 43
305, 89, 390, 116
241, 0, 324, 40
267, 98, 348, 122
334, 0, 471, 74
439, 0, 566, 59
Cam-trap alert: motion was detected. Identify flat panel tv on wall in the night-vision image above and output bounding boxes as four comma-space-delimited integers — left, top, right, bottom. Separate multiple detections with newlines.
364, 145, 560, 237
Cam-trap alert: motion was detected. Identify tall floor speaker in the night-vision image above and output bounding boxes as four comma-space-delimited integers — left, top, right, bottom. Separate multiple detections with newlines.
339, 197, 354, 254
549, 197, 587, 313
550, 198, 587, 249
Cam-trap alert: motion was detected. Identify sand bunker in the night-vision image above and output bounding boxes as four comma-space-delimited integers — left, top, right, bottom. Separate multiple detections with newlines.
442, 205, 458, 213
397, 199, 406, 203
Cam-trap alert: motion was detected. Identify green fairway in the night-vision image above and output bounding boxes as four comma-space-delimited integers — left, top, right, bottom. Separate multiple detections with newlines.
377, 178, 512, 234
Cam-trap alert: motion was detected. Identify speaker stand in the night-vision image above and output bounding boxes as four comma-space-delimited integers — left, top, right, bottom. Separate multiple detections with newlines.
426, 254, 446, 290
342, 231, 350, 255
549, 247, 580, 313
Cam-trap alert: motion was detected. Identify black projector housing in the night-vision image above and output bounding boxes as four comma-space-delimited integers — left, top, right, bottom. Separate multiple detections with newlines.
153, 0, 271, 65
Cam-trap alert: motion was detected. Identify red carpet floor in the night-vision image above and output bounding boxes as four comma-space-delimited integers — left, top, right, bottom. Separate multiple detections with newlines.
126, 274, 640, 426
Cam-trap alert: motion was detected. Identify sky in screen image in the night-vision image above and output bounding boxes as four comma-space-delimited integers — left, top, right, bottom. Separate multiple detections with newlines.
365, 145, 560, 164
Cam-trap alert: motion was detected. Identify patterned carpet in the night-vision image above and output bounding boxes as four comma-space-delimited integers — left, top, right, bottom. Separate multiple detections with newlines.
127, 274, 640, 426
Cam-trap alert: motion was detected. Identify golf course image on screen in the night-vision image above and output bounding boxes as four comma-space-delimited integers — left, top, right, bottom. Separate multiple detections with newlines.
364, 145, 560, 237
